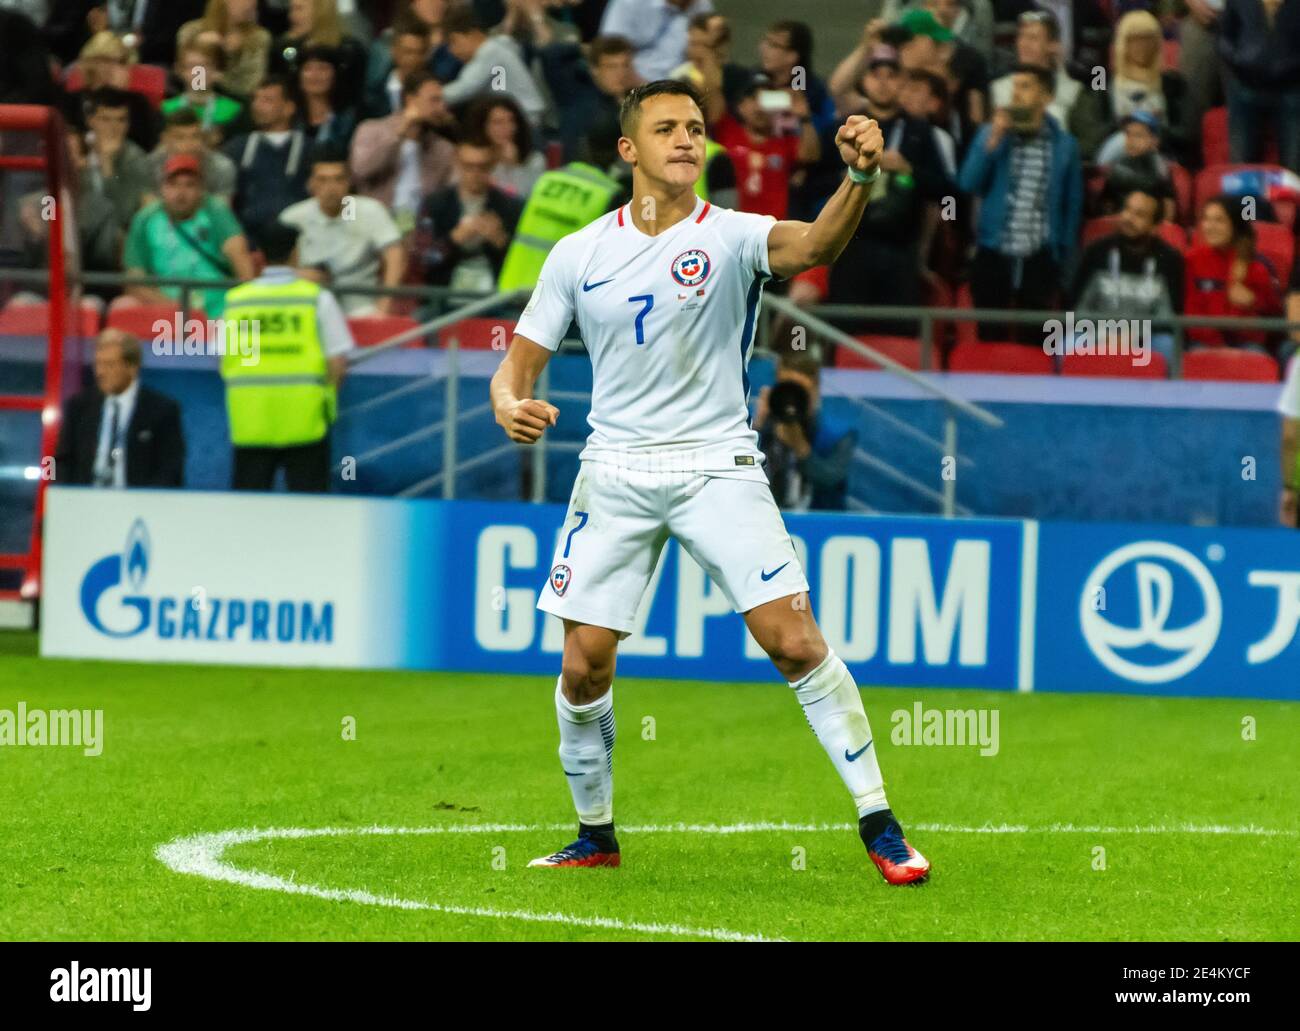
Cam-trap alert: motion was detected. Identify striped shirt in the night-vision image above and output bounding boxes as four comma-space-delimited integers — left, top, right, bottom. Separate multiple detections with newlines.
999, 131, 1052, 257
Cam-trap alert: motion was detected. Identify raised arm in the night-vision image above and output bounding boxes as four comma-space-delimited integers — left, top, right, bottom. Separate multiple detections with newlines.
766, 115, 884, 279
490, 334, 560, 444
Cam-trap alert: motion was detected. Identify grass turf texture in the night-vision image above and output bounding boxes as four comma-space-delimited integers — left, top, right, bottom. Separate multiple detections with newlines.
1, 631, 1296, 941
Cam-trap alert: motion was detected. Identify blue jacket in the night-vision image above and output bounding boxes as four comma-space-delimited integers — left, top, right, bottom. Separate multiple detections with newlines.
958, 115, 1083, 268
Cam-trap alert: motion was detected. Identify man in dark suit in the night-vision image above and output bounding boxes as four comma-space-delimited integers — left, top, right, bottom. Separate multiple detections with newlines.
54, 329, 186, 488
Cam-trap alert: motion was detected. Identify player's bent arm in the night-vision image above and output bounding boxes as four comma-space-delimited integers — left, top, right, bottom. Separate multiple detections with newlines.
490, 334, 560, 445
767, 175, 873, 280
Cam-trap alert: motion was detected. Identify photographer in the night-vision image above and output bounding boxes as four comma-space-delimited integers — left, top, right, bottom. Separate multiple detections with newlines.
754, 353, 857, 512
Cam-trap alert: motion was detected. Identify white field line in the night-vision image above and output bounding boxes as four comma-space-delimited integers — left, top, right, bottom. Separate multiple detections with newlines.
155, 820, 1298, 941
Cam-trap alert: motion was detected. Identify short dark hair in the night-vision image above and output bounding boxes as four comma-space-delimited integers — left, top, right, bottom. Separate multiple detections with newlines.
308, 141, 349, 171
87, 86, 132, 115
1123, 187, 1162, 216
906, 68, 949, 105
256, 74, 298, 107
465, 94, 533, 161
618, 79, 703, 136
164, 107, 201, 130
401, 67, 439, 101
1014, 62, 1055, 96
442, 2, 483, 35
258, 219, 300, 264
769, 20, 813, 69
588, 34, 633, 65
391, 14, 432, 42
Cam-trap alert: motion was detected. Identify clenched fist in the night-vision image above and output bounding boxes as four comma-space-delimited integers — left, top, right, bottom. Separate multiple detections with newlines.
498, 398, 559, 444
835, 115, 884, 175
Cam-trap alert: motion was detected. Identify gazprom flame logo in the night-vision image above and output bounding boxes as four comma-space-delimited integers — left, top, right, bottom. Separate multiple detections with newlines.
80, 519, 152, 637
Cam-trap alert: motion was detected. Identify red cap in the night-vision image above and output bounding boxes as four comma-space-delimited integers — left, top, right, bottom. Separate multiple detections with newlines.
163, 154, 202, 180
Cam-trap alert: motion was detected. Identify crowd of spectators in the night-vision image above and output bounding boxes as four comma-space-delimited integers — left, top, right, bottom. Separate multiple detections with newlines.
0, 0, 1299, 375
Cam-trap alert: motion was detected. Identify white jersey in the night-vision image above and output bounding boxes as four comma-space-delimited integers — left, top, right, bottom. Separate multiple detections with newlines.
514, 196, 776, 476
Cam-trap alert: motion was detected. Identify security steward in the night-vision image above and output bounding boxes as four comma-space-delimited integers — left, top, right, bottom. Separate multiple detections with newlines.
220, 219, 356, 492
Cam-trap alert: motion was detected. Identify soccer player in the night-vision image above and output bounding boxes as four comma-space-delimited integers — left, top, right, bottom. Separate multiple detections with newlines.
488, 80, 930, 885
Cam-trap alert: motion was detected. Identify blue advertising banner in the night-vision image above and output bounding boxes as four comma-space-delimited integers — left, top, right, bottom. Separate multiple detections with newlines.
1033, 521, 1300, 699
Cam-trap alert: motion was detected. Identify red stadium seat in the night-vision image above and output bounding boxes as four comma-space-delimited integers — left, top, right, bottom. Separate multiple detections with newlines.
346, 315, 422, 347
1061, 350, 1168, 378
438, 317, 517, 350
1194, 162, 1290, 215
947, 341, 1054, 375
835, 335, 923, 370
106, 303, 206, 342
1162, 37, 1181, 71
953, 282, 977, 347
1, 300, 101, 337
1082, 216, 1120, 247
1181, 348, 1280, 381
1201, 106, 1229, 168
63, 63, 168, 110
1169, 161, 1193, 223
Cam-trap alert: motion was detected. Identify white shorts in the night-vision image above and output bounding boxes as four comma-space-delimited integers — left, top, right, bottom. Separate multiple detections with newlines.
537, 461, 810, 637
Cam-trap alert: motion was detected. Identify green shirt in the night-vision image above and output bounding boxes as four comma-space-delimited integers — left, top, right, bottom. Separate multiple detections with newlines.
161, 93, 245, 131
123, 195, 243, 316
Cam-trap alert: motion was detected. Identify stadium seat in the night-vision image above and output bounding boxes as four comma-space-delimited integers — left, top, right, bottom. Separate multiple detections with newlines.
835, 335, 923, 370
438, 317, 517, 350
63, 63, 168, 110
953, 282, 977, 347
1162, 36, 1181, 70
0, 299, 100, 337
1061, 350, 1168, 378
1181, 348, 1280, 381
1193, 162, 1290, 216
1081, 216, 1120, 247
346, 315, 423, 348
947, 341, 1054, 375
1198, 110, 1280, 168
106, 303, 206, 342
921, 274, 952, 362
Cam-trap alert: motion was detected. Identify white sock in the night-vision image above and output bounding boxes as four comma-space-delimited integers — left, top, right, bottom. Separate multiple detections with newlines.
554, 677, 615, 826
790, 651, 889, 818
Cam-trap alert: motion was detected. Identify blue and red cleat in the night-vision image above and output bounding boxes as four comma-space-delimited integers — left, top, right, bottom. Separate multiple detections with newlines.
528, 825, 621, 868
860, 810, 930, 885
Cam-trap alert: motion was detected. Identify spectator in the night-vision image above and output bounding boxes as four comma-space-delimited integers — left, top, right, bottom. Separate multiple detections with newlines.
496, 0, 582, 49
280, 146, 406, 314
712, 73, 820, 220
223, 76, 311, 247
0, 8, 59, 105
54, 329, 185, 488
959, 63, 1083, 341
1097, 9, 1190, 163
753, 353, 855, 512
270, 0, 369, 111
148, 106, 238, 200
1219, 0, 1300, 172
350, 68, 456, 232
881, 0, 996, 63
415, 138, 523, 291
1184, 194, 1283, 349
1178, 0, 1224, 146
1071, 188, 1185, 368
598, 0, 711, 83
121, 153, 254, 316
465, 94, 545, 199
988, 10, 1105, 159
74, 89, 156, 274
63, 31, 161, 151
365, 0, 460, 94
295, 44, 359, 147
757, 20, 838, 137
671, 13, 751, 124
1278, 344, 1299, 524
900, 67, 959, 177
440, 2, 547, 127
163, 39, 250, 145
540, 33, 635, 164
81, 0, 205, 67
176, 0, 271, 98
362, 13, 432, 117
1097, 111, 1178, 221
222, 219, 355, 493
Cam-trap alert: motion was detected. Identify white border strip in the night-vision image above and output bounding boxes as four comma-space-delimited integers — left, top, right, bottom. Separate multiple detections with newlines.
1018, 519, 1039, 692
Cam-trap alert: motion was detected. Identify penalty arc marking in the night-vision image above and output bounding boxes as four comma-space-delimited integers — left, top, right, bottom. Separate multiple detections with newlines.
155, 822, 1299, 941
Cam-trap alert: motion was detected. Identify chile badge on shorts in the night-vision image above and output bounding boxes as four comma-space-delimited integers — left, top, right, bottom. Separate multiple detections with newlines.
550, 564, 572, 596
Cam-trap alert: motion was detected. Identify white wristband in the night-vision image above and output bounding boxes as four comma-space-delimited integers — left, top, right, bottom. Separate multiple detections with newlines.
847, 165, 881, 185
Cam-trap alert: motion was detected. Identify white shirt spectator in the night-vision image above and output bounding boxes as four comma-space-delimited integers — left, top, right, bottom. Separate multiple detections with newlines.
440, 35, 547, 126
93, 375, 138, 488
280, 195, 403, 315
600, 0, 714, 83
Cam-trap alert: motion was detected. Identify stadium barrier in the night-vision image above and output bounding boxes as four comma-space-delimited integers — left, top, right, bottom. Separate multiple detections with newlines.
41, 486, 1300, 700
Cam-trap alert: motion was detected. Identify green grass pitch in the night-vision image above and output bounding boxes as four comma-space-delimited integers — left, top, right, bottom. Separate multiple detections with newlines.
1, 631, 1296, 942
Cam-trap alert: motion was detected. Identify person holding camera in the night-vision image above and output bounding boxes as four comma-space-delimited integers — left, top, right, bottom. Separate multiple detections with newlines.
754, 353, 856, 512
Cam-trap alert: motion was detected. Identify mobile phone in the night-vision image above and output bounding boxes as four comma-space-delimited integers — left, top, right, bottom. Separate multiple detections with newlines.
757, 90, 792, 113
